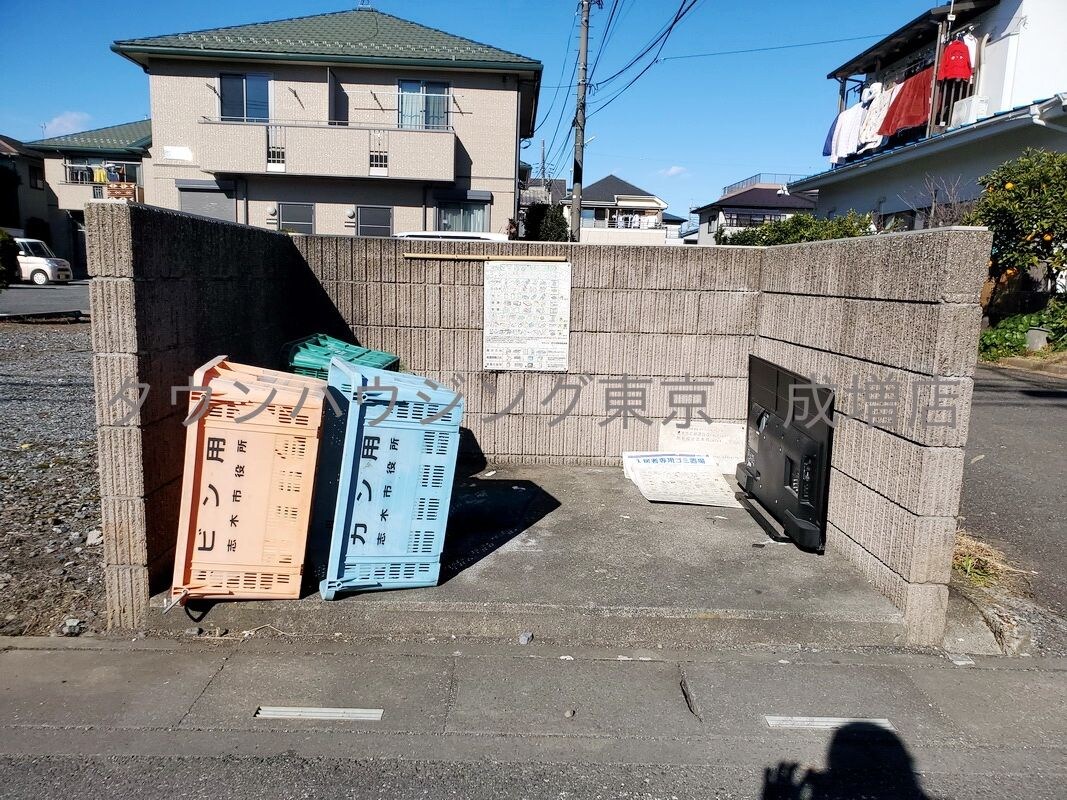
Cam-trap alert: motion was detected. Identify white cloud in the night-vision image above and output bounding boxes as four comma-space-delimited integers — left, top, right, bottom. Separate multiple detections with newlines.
42, 111, 91, 137
658, 165, 688, 178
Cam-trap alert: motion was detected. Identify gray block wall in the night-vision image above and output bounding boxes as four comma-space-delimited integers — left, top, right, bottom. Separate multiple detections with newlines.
755, 228, 992, 644
293, 236, 761, 464
87, 204, 991, 644
86, 202, 345, 628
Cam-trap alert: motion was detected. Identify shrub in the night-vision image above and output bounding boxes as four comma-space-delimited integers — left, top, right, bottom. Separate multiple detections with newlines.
716, 210, 873, 246
978, 296, 1067, 360
523, 202, 571, 241
967, 148, 1067, 291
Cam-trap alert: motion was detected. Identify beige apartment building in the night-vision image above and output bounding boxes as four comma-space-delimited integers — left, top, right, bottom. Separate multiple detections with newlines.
111, 8, 541, 237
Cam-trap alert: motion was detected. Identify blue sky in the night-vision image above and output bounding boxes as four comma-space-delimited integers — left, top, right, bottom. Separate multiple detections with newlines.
0, 0, 935, 215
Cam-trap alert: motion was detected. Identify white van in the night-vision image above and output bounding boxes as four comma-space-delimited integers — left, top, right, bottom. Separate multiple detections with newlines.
14, 239, 72, 285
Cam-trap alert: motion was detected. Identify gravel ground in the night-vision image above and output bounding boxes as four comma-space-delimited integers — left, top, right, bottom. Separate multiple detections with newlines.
0, 322, 103, 635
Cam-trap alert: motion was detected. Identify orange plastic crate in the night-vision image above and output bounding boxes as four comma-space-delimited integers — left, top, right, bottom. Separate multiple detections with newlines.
170, 356, 326, 604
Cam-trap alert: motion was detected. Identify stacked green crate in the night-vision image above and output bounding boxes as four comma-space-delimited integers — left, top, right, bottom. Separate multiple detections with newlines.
283, 334, 399, 380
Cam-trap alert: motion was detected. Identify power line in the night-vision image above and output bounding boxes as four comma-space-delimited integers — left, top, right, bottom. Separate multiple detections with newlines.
589, 0, 695, 92
533, 6, 579, 133
588, 0, 622, 80
588, 0, 699, 117
659, 33, 890, 62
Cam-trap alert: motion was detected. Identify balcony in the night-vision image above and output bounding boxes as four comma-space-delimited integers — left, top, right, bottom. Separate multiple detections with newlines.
196, 119, 455, 182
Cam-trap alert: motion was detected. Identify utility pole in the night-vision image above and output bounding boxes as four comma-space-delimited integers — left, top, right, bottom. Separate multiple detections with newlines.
540, 139, 546, 187
570, 0, 591, 241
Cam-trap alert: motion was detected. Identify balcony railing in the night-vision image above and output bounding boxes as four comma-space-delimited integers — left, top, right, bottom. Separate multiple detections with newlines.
580, 217, 664, 230
196, 118, 455, 181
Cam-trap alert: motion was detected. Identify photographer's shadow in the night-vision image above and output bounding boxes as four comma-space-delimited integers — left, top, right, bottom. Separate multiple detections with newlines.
762, 722, 929, 800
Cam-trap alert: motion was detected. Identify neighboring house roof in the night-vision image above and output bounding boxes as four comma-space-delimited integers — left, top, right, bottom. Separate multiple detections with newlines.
828, 0, 1000, 79
27, 119, 152, 155
0, 134, 43, 160
661, 211, 688, 224
789, 94, 1067, 193
523, 178, 567, 205
112, 8, 542, 72
693, 186, 817, 215
567, 174, 658, 204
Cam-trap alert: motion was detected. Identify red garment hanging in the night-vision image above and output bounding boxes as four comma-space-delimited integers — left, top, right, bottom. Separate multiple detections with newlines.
878, 67, 934, 137
937, 40, 973, 81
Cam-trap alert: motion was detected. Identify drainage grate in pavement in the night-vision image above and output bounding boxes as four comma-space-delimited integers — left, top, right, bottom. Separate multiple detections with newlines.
764, 716, 896, 731
254, 706, 384, 721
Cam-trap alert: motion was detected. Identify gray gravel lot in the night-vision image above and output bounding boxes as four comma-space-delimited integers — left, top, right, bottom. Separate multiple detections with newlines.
0, 322, 103, 635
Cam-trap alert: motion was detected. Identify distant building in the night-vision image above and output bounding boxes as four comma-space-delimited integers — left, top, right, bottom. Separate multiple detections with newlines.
26, 120, 150, 270
693, 174, 816, 245
561, 174, 674, 245
0, 135, 47, 234
790, 0, 1067, 228
110, 8, 541, 237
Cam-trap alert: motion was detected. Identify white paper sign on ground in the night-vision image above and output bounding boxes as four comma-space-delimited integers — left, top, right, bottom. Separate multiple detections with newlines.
658, 421, 746, 473
622, 452, 742, 508
482, 260, 571, 372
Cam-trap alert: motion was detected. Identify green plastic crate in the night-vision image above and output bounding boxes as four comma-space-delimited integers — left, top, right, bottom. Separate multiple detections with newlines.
283, 334, 399, 380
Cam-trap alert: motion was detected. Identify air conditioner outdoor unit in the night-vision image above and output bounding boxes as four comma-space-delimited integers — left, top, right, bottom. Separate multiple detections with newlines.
950, 96, 989, 129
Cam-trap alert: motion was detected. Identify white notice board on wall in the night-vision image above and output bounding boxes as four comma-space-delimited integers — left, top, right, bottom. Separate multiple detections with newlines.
482, 260, 571, 371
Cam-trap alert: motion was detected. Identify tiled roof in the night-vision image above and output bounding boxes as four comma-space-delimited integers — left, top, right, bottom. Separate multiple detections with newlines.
567, 174, 658, 203
694, 186, 817, 214
113, 8, 541, 70
27, 119, 152, 153
0, 134, 43, 159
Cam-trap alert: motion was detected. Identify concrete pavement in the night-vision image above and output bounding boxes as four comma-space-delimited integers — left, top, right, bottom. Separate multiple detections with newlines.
0, 281, 89, 318
0, 636, 1064, 798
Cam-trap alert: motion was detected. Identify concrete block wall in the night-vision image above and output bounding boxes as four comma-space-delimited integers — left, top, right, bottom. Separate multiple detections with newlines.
88, 206, 991, 645
86, 202, 346, 628
293, 236, 762, 464
755, 228, 992, 644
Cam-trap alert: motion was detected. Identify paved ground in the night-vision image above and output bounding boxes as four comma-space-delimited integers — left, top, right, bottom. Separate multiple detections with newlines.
0, 636, 1063, 799
0, 281, 89, 317
160, 464, 915, 650
961, 366, 1067, 623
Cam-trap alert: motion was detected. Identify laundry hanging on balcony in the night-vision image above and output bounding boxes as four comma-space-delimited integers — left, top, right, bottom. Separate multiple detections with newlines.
937, 37, 974, 82
878, 67, 934, 137
856, 81, 902, 154
829, 97, 868, 164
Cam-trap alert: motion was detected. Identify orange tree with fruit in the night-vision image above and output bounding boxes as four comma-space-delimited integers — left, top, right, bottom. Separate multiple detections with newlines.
968, 148, 1067, 302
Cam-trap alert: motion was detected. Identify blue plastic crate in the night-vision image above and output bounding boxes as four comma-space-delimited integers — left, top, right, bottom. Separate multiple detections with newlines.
316, 358, 463, 600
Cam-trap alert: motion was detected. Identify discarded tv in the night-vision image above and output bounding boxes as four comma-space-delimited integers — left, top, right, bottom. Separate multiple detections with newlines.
735, 355, 834, 551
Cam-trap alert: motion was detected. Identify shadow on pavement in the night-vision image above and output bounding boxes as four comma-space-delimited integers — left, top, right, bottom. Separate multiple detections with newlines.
761, 722, 929, 799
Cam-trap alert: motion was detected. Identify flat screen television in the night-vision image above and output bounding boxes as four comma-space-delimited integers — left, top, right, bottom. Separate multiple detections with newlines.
735, 355, 834, 551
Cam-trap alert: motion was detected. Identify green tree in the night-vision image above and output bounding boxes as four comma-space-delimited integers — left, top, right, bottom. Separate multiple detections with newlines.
966, 148, 1067, 291
523, 202, 571, 241
715, 210, 873, 246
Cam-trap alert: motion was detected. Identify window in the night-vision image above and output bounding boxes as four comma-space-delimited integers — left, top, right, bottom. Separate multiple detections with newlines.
437, 201, 487, 232
723, 211, 790, 228
29, 165, 45, 190
278, 202, 314, 235
398, 80, 450, 130
220, 73, 270, 122
357, 206, 392, 237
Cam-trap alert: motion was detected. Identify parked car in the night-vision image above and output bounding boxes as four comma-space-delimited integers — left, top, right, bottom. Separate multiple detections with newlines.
14, 239, 72, 285
393, 230, 508, 242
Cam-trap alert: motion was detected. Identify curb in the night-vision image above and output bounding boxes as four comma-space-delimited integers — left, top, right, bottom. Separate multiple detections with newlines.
990, 357, 1067, 379
0, 310, 90, 323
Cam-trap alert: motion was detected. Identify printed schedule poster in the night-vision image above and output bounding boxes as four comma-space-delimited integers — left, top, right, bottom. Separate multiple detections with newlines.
482, 260, 571, 372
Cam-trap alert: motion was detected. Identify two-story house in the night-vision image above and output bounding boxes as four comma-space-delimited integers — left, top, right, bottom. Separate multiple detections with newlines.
0, 135, 48, 235
111, 8, 541, 237
561, 174, 672, 245
692, 173, 816, 245
25, 120, 150, 271
790, 0, 1067, 227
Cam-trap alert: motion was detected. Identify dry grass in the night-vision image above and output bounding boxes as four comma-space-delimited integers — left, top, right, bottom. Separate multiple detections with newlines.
953, 530, 1030, 589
